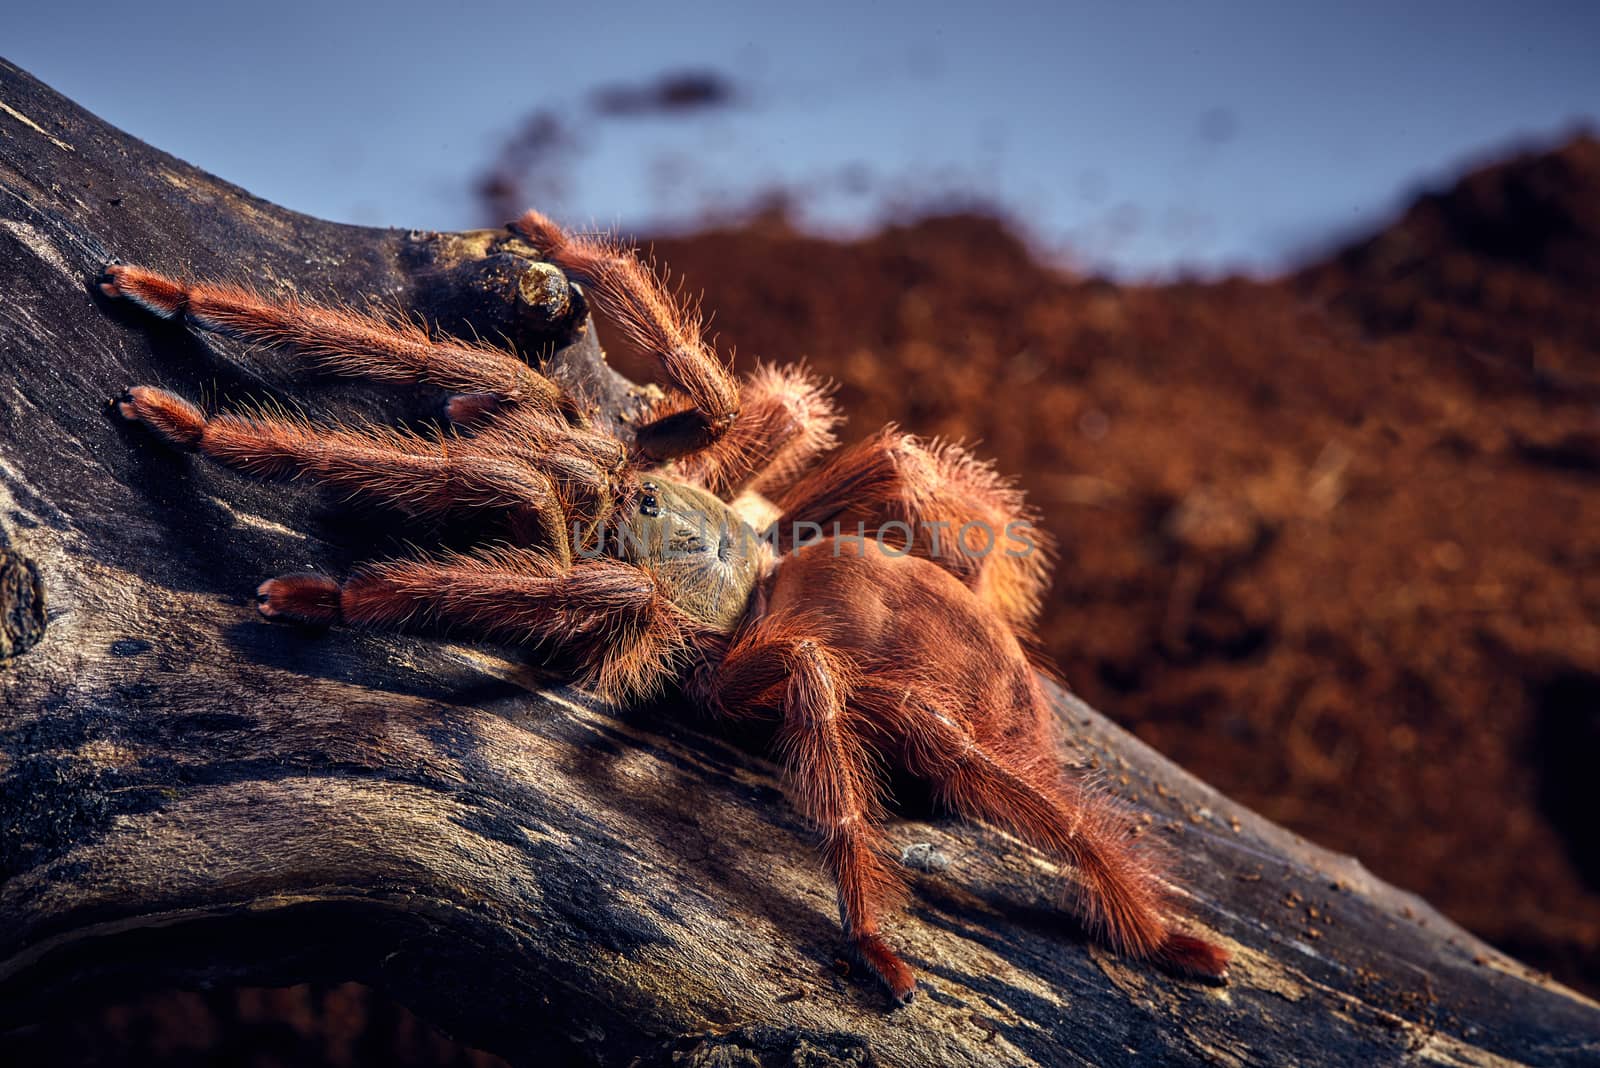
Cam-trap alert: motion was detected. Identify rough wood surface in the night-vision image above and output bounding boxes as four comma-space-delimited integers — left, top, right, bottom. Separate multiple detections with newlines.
1, 59, 1597, 1067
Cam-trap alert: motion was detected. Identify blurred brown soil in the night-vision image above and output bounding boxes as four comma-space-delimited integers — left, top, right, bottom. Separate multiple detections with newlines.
630, 135, 1600, 994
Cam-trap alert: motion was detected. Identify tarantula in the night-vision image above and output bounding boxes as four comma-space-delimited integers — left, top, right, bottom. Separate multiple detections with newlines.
101, 210, 1229, 1003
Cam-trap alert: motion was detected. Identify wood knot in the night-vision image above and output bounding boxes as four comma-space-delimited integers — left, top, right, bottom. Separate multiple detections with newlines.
0, 545, 46, 662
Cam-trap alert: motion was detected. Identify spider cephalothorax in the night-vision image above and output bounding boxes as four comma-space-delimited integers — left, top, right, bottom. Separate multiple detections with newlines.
102, 209, 1229, 1003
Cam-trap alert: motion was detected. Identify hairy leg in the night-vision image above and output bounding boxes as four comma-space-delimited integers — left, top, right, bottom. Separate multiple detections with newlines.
512, 211, 741, 463
774, 429, 1055, 631
100, 264, 572, 415
901, 704, 1229, 980
671, 362, 841, 499
713, 625, 915, 1002
259, 548, 691, 702
117, 385, 575, 563
473, 406, 632, 491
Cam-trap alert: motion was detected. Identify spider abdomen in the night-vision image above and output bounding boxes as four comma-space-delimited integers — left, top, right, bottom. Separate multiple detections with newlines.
759, 540, 1050, 753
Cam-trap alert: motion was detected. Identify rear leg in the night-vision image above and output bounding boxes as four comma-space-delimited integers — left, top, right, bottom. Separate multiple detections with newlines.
100, 264, 573, 415
904, 705, 1229, 980
775, 429, 1055, 631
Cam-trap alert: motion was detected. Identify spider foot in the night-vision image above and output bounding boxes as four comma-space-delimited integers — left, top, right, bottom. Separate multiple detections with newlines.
854, 932, 917, 1005
99, 263, 186, 317
1155, 932, 1231, 985
114, 385, 205, 448
95, 263, 128, 299
257, 574, 342, 625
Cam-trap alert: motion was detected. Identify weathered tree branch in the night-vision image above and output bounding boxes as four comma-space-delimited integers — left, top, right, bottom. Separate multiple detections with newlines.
1, 59, 1596, 1066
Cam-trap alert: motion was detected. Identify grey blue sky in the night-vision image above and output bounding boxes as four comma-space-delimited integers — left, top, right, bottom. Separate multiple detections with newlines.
7, 2, 1598, 276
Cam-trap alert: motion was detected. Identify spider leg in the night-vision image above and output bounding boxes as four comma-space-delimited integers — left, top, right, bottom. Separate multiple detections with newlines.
117, 385, 575, 564
474, 406, 632, 495
901, 704, 1230, 980
512, 211, 741, 463
100, 264, 573, 415
259, 548, 691, 702
714, 626, 915, 1003
670, 362, 841, 499
774, 429, 1054, 631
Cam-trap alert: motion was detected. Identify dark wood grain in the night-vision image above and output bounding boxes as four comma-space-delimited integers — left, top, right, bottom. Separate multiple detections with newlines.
1, 58, 1597, 1067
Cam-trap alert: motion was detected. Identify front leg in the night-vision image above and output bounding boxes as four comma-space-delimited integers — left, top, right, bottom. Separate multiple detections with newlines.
513, 212, 742, 462
116, 385, 574, 563
670, 362, 841, 498
100, 264, 572, 414
260, 549, 691, 702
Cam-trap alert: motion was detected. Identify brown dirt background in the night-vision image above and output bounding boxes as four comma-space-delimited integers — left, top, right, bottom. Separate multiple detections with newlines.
631, 134, 1600, 997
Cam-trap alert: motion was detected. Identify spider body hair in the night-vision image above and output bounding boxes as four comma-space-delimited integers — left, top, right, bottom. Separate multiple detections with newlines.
103, 213, 1228, 1005
707, 539, 1223, 998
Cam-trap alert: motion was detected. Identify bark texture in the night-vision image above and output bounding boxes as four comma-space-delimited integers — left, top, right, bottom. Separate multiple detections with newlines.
1, 59, 1597, 1067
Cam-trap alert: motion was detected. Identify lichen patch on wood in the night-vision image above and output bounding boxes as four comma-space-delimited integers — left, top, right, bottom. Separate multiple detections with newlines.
0, 544, 45, 662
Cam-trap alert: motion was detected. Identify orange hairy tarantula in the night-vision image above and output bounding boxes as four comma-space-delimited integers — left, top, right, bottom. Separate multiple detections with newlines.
101, 209, 1228, 1003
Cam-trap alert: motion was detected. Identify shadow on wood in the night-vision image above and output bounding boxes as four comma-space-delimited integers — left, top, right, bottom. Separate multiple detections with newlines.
1, 58, 1597, 1067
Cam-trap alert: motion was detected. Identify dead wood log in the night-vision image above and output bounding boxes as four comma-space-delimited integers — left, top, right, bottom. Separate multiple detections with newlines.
1, 58, 1597, 1067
